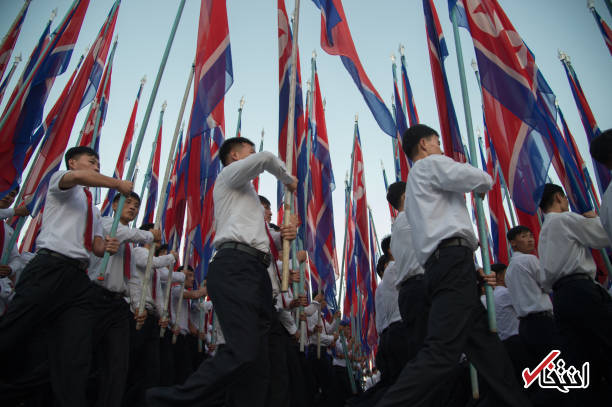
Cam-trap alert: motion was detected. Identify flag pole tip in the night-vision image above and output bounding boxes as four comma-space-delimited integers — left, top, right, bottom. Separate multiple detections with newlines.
312, 50, 317, 59
399, 44, 405, 56
355, 113, 358, 122
240, 96, 245, 108
50, 8, 58, 20
15, 53, 22, 63
471, 59, 478, 72
141, 75, 147, 85
587, 0, 595, 10
162, 101, 167, 111
390, 54, 396, 63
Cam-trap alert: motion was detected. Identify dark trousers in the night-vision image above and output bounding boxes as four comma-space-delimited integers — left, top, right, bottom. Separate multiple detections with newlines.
267, 312, 290, 407
377, 246, 530, 407
159, 330, 175, 385
377, 322, 412, 386
398, 275, 428, 360
553, 278, 612, 405
123, 310, 161, 407
90, 285, 131, 407
306, 344, 333, 405
146, 249, 274, 407
0, 253, 94, 407
285, 332, 308, 407
331, 365, 353, 405
173, 334, 192, 385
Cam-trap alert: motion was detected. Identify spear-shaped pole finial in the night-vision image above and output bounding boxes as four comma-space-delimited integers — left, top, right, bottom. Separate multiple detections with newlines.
14, 53, 22, 63
399, 44, 405, 56
162, 100, 167, 111
355, 113, 358, 122
391, 54, 396, 64
471, 58, 478, 72
50, 8, 58, 21
587, 0, 595, 10
141, 75, 147, 85
240, 96, 245, 109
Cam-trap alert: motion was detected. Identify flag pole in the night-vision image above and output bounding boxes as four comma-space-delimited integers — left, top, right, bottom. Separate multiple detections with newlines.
0, 54, 22, 105
471, 60, 517, 228
89, 38, 119, 149
235, 96, 244, 137
172, 239, 192, 344
281, 0, 301, 292
450, 7, 496, 332
97, 0, 186, 287
390, 55, 402, 182
156, 63, 195, 335
138, 101, 166, 218
0, 0, 31, 79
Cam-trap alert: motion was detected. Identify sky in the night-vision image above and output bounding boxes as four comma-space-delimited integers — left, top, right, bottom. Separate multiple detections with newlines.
1, 0, 611, 270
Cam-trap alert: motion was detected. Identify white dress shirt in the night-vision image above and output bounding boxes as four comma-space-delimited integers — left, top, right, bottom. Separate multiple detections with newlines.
505, 252, 552, 317
0, 208, 14, 219
375, 261, 402, 334
190, 299, 212, 332
36, 170, 104, 262
390, 213, 424, 288
493, 286, 519, 340
171, 285, 190, 334
2, 222, 22, 277
539, 211, 610, 292
129, 246, 175, 312
154, 266, 185, 313
404, 154, 492, 265
306, 305, 334, 346
213, 152, 294, 252
88, 217, 154, 295
599, 184, 612, 244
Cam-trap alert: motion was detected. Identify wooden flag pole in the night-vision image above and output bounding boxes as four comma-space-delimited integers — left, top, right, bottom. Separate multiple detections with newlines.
172, 239, 191, 344
281, 0, 301, 292
138, 101, 166, 213
153, 62, 195, 334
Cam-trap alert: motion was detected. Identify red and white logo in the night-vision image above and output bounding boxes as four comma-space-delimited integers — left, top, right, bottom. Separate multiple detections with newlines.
522, 350, 589, 393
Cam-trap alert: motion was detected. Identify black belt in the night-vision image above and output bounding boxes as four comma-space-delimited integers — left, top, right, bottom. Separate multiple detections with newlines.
400, 274, 424, 289
217, 242, 271, 268
552, 273, 592, 291
37, 248, 88, 272
427, 237, 473, 264
519, 310, 553, 320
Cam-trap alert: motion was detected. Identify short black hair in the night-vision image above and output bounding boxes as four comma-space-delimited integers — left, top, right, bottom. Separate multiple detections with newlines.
380, 235, 391, 257
65, 146, 99, 169
376, 254, 388, 278
139, 223, 154, 232
155, 244, 169, 256
490, 263, 507, 273
113, 191, 141, 205
219, 137, 255, 166
506, 225, 532, 241
386, 181, 406, 211
590, 129, 612, 166
259, 195, 271, 207
179, 265, 195, 272
402, 124, 439, 161
538, 183, 565, 212
268, 222, 280, 231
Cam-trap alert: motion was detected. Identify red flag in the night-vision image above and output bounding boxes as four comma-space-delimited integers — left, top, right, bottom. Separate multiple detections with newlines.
0, 0, 30, 81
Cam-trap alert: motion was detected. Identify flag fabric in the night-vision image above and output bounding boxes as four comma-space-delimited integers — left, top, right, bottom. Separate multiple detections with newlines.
311, 0, 396, 137
3, 16, 51, 114
307, 65, 338, 306
277, 0, 304, 217
351, 126, 371, 300
161, 129, 183, 246
79, 47, 115, 151
22, 3, 119, 216
0, 0, 91, 199
561, 59, 610, 195
452, 0, 557, 216
558, 105, 599, 207
363, 210, 378, 351
399, 54, 419, 126
480, 132, 508, 265
19, 209, 43, 253
100, 79, 143, 216
0, 60, 20, 106
423, 0, 465, 163
23, 55, 83, 173
0, 0, 30, 82
343, 184, 357, 318
591, 6, 612, 55
143, 117, 162, 224
186, 0, 233, 281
